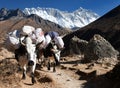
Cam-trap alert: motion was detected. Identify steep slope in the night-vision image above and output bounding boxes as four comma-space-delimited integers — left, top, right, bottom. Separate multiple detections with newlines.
63, 5, 120, 54
23, 7, 99, 28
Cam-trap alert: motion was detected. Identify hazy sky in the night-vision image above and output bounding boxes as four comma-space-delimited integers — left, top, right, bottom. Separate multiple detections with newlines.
0, 0, 120, 16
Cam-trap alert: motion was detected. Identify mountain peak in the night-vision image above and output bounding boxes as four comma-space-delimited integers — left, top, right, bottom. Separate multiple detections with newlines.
23, 7, 99, 29
0, 8, 25, 20
0, 8, 8, 17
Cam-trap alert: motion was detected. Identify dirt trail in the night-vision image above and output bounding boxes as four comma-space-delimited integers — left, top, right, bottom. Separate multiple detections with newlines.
41, 67, 84, 88
17, 65, 84, 88
0, 48, 114, 88
0, 48, 84, 88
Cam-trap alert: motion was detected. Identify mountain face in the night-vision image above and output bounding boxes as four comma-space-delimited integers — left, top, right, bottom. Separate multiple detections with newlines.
62, 5, 120, 55
0, 8, 25, 20
0, 8, 69, 33
23, 7, 99, 29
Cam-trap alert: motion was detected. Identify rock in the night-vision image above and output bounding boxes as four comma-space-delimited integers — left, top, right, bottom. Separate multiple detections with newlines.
61, 36, 88, 56
84, 34, 119, 65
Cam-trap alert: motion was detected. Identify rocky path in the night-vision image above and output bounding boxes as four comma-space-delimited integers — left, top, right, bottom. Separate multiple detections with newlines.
18, 65, 84, 88
0, 49, 113, 88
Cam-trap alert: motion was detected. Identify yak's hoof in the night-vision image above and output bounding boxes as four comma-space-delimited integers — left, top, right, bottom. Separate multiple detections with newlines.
22, 75, 26, 80
56, 61, 60, 66
32, 78, 36, 84
47, 67, 50, 70
53, 69, 56, 72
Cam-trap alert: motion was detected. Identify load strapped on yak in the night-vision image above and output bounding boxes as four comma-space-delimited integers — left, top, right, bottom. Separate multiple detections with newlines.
5, 30, 21, 52
45, 31, 64, 50
5, 25, 45, 52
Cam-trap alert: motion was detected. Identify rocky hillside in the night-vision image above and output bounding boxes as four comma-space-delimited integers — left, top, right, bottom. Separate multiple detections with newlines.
63, 5, 120, 54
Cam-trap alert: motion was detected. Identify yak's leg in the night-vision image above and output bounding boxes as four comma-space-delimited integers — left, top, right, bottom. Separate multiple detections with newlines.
30, 59, 36, 84
53, 61, 56, 72
51, 56, 56, 72
54, 51, 61, 66
31, 72, 36, 84
47, 58, 51, 70
22, 65, 27, 79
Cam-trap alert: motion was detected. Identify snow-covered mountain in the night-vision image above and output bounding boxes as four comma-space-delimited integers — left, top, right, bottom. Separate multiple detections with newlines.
23, 7, 99, 28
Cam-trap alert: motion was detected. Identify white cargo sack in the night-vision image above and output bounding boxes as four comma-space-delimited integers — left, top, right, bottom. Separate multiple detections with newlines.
9, 30, 20, 38
54, 36, 64, 49
34, 28, 45, 44
45, 34, 52, 47
29, 33, 36, 44
5, 30, 20, 52
21, 25, 35, 35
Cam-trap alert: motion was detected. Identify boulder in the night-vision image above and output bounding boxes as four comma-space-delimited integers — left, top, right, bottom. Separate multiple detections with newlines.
84, 34, 119, 65
61, 36, 88, 56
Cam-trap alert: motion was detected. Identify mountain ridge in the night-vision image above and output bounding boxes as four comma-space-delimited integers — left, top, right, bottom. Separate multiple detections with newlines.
23, 7, 99, 28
